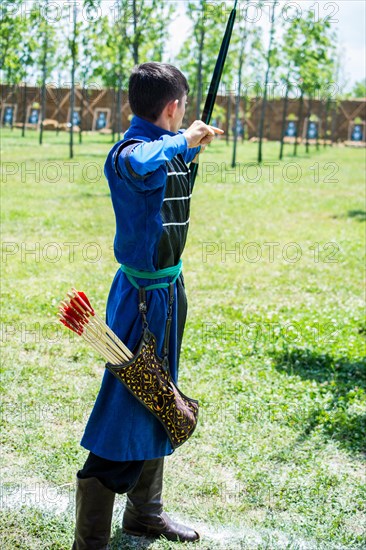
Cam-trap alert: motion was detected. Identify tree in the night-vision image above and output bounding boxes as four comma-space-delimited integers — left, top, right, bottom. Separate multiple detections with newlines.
350, 79, 366, 99
328, 50, 345, 146
117, 0, 169, 64
231, 1, 262, 166
0, 0, 26, 78
52, 44, 70, 136
148, 2, 176, 62
94, 9, 131, 142
178, 1, 229, 121
59, 0, 101, 156
69, 1, 79, 159
29, 0, 58, 145
278, 14, 303, 160
231, 10, 247, 166
0, 1, 38, 135
278, 77, 295, 160
20, 32, 37, 137
257, 0, 280, 163
193, 2, 205, 120
275, 9, 336, 156
95, 0, 171, 142
78, 0, 103, 143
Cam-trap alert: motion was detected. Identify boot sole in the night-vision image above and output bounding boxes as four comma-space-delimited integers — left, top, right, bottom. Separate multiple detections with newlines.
122, 526, 200, 543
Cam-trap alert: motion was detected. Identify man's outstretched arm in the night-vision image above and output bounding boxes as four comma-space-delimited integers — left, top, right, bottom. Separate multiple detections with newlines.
115, 122, 223, 181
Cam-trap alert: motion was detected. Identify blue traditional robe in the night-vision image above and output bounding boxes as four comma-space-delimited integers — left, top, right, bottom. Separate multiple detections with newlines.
80, 116, 200, 461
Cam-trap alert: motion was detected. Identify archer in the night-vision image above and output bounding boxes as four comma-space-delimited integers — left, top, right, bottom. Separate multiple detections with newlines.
72, 62, 223, 549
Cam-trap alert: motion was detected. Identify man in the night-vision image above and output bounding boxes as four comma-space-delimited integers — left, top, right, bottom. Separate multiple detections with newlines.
73, 62, 223, 549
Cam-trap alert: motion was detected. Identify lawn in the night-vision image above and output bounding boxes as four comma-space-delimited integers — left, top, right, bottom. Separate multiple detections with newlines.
0, 127, 365, 549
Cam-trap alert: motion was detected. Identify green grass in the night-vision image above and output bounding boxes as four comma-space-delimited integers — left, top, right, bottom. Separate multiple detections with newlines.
1, 127, 365, 549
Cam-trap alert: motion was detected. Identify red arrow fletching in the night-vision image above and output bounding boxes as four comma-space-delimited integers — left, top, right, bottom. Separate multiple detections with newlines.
72, 289, 95, 315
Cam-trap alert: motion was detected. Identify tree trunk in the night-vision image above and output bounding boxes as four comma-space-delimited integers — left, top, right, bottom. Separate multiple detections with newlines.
242, 95, 247, 142
305, 95, 312, 154
316, 99, 323, 151
157, 8, 164, 62
232, 25, 246, 167
79, 84, 84, 144
132, 0, 139, 64
232, 56, 244, 167
85, 88, 90, 135
258, 90, 268, 164
22, 82, 27, 137
111, 88, 117, 143
70, 3, 77, 159
294, 89, 304, 157
56, 85, 61, 136
323, 97, 330, 148
10, 84, 15, 131
226, 94, 231, 145
231, 94, 239, 167
279, 81, 290, 160
117, 74, 122, 141
330, 99, 337, 146
39, 21, 49, 146
258, 1, 277, 164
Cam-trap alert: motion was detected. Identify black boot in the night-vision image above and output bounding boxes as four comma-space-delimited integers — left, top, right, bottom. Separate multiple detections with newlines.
122, 458, 200, 543
72, 474, 116, 550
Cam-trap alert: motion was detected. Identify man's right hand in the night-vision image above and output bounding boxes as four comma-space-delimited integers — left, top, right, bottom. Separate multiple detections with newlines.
183, 120, 224, 148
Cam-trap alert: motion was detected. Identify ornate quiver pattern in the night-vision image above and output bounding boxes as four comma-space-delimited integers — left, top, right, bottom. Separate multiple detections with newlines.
106, 329, 199, 449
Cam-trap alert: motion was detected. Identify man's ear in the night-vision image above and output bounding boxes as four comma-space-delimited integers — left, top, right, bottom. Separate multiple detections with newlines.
166, 99, 179, 119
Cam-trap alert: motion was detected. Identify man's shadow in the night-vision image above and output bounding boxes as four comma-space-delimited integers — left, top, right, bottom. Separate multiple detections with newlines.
110, 527, 156, 549
271, 347, 366, 454
332, 210, 366, 222
348, 209, 366, 222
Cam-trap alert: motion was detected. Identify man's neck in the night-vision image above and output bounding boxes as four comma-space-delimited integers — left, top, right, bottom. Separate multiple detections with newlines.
154, 115, 174, 132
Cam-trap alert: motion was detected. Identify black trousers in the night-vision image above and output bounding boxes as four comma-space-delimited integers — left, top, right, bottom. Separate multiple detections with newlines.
78, 451, 145, 494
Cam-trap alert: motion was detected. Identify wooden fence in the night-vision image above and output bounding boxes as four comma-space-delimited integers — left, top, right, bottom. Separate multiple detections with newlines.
1, 85, 365, 143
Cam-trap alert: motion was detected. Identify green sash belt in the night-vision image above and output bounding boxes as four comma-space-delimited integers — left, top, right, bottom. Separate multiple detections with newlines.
120, 259, 182, 291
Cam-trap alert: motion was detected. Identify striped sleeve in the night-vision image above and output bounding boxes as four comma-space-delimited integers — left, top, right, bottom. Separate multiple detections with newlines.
115, 134, 188, 181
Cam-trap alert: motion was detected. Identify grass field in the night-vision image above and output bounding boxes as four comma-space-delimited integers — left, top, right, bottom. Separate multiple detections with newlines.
0, 127, 365, 549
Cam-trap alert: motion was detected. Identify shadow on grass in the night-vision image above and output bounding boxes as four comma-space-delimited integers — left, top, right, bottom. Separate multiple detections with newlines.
78, 192, 111, 198
271, 348, 366, 454
332, 210, 366, 222
110, 527, 155, 549
348, 210, 366, 222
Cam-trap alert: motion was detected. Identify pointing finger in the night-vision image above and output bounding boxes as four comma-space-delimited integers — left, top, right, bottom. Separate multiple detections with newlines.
209, 125, 224, 134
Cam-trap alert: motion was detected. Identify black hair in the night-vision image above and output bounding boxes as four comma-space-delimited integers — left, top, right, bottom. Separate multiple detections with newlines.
128, 62, 189, 122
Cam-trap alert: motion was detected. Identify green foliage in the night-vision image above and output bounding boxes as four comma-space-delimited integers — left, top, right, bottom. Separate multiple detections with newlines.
123, 0, 175, 64
178, 1, 228, 118
78, 1, 103, 86
92, 0, 175, 90
211, 104, 226, 125
350, 79, 366, 99
0, 0, 35, 83
95, 10, 131, 89
1, 0, 341, 119
229, 0, 264, 100
29, 1, 58, 86
1, 0, 175, 90
145, 1, 176, 62
282, 8, 337, 100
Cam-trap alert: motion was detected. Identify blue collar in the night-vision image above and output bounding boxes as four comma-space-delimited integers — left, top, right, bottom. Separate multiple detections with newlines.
124, 115, 177, 141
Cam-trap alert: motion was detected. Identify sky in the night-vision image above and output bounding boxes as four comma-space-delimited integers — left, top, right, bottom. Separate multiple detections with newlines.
165, 0, 366, 93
